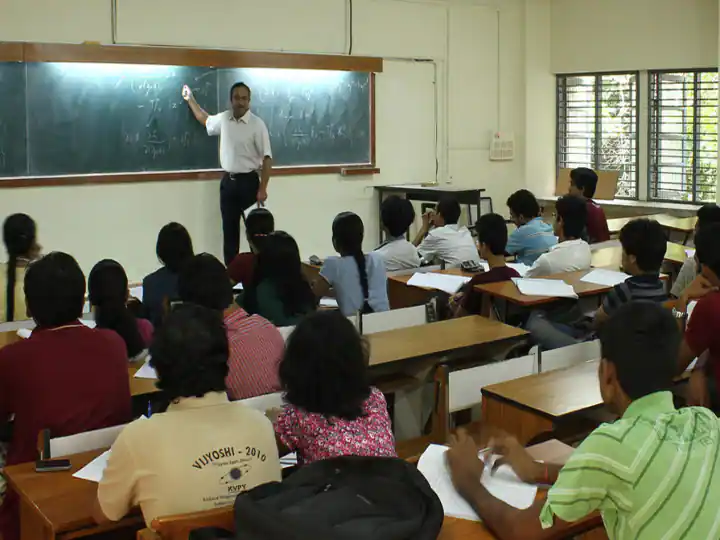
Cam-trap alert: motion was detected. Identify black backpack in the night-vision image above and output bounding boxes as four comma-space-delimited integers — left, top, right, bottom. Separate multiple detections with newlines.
190, 456, 443, 540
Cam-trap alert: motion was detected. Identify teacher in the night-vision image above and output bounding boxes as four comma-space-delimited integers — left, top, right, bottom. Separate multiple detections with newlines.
183, 82, 273, 265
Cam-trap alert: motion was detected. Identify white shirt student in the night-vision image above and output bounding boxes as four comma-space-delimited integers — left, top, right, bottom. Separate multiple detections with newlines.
413, 197, 481, 267
375, 238, 421, 272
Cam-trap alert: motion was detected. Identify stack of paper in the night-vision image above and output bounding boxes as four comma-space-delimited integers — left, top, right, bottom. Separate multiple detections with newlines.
232, 282, 244, 291
417, 444, 537, 521
129, 286, 144, 302
280, 452, 298, 469
319, 297, 339, 308
407, 273, 471, 295
134, 360, 158, 379
580, 269, 630, 287
507, 263, 531, 277
73, 450, 112, 483
511, 278, 578, 299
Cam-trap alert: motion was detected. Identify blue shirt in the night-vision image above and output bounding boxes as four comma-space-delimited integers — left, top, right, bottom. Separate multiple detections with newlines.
320, 252, 390, 316
506, 217, 557, 265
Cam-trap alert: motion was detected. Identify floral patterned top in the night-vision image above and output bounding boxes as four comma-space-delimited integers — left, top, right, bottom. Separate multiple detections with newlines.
274, 388, 397, 465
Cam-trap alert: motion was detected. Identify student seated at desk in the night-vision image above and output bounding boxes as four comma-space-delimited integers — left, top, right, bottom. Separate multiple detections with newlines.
237, 231, 316, 327
227, 207, 274, 287
274, 311, 396, 465
142, 223, 194, 327
89, 259, 153, 361
1, 214, 40, 323
313, 212, 389, 316
568, 167, 610, 243
671, 203, 720, 298
375, 195, 421, 271
95, 305, 281, 529
447, 301, 720, 540
506, 189, 557, 265
179, 253, 284, 400
0, 252, 131, 540
525, 195, 591, 277
413, 195, 481, 267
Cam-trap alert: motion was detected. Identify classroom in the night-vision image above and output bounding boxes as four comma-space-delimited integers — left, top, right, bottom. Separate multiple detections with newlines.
1, 0, 720, 539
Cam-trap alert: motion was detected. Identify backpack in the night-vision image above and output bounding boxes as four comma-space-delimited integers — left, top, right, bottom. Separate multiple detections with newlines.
190, 456, 443, 540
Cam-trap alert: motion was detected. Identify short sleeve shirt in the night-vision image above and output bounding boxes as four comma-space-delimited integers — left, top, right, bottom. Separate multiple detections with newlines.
506, 217, 557, 266
320, 252, 390, 316
206, 110, 272, 174
416, 224, 481, 267
685, 291, 720, 395
585, 199, 610, 243
602, 274, 668, 317
461, 266, 520, 314
524, 239, 592, 278
374, 237, 421, 272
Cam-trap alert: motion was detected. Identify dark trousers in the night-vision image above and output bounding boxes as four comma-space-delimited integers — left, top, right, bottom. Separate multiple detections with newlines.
220, 171, 260, 265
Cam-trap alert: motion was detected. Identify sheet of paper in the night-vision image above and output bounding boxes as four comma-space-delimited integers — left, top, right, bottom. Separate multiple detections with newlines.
506, 262, 530, 277
233, 282, 244, 291
407, 273, 471, 295
134, 360, 158, 379
280, 452, 298, 469
73, 450, 112, 483
319, 297, 339, 308
686, 248, 696, 259
580, 269, 630, 287
129, 286, 143, 302
511, 278, 578, 299
417, 445, 537, 521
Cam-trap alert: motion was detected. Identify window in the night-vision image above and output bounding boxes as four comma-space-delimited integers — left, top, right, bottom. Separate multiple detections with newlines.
557, 73, 639, 199
649, 70, 718, 203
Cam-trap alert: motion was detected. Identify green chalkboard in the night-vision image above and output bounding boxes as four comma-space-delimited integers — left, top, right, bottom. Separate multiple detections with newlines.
0, 62, 372, 178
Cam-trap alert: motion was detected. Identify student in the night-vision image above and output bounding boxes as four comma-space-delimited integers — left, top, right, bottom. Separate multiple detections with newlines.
89, 259, 153, 360
454, 213, 520, 316
1, 214, 40, 322
525, 195, 591, 278
142, 223, 194, 327
568, 167, 610, 243
314, 212, 389, 316
447, 301, 720, 539
96, 304, 281, 528
375, 195, 421, 271
413, 196, 481, 267
179, 253, 284, 400
238, 231, 316, 327
671, 203, 720, 298
227, 207, 275, 286
0, 252, 131, 540
274, 311, 396, 465
506, 189, 557, 265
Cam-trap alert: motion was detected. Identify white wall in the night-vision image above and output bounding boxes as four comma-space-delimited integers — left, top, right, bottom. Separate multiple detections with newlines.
0, 0, 528, 281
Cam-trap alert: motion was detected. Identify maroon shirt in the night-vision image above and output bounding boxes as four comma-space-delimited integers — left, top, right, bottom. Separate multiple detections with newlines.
586, 199, 610, 243
685, 292, 720, 395
461, 266, 520, 314
0, 323, 131, 540
227, 252, 255, 287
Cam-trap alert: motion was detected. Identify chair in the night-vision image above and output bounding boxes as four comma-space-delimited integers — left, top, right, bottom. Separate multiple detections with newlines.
141, 506, 234, 540
360, 305, 429, 335
239, 392, 284, 413
539, 340, 600, 373
46, 423, 128, 458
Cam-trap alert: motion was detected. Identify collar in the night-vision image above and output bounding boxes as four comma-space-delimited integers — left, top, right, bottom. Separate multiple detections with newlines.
167, 391, 230, 412
622, 391, 676, 420
225, 305, 250, 324
549, 238, 584, 251
628, 273, 662, 283
230, 110, 251, 124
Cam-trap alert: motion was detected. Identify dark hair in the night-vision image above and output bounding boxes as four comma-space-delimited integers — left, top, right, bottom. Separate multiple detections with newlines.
600, 301, 678, 399
475, 213, 508, 255
437, 196, 461, 225
178, 254, 234, 311
24, 252, 84, 328
381, 196, 415, 237
555, 195, 588, 239
570, 167, 599, 198
3, 214, 36, 322
506, 189, 541, 220
246, 232, 316, 319
245, 208, 275, 252
280, 311, 370, 419
695, 223, 720, 278
230, 82, 251, 100
619, 219, 666, 273
150, 304, 229, 400
697, 203, 720, 230
333, 212, 372, 314
156, 223, 194, 273
88, 259, 146, 358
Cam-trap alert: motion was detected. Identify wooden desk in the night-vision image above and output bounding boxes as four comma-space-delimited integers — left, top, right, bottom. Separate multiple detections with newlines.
608, 213, 696, 242
388, 268, 475, 309
591, 241, 689, 269
128, 360, 159, 397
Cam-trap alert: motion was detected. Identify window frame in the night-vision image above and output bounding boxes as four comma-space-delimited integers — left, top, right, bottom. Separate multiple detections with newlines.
556, 71, 641, 200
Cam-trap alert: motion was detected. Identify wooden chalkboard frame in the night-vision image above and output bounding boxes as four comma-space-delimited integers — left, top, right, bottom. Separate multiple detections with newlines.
0, 42, 382, 188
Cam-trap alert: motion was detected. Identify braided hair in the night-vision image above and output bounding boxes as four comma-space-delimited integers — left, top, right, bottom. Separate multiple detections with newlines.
332, 212, 373, 314
3, 214, 37, 322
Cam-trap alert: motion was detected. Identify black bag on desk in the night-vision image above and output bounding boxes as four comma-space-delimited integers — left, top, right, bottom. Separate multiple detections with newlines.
190, 456, 443, 540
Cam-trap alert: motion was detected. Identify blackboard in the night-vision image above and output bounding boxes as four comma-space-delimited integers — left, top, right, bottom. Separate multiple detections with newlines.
0, 62, 373, 178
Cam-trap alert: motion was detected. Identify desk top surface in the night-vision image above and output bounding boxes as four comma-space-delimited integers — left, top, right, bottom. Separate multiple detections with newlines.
591, 241, 688, 268
376, 184, 485, 194
608, 213, 697, 233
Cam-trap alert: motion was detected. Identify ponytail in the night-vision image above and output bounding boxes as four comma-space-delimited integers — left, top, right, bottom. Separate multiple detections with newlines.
95, 300, 146, 358
351, 251, 373, 314
6, 253, 16, 322
3, 213, 37, 323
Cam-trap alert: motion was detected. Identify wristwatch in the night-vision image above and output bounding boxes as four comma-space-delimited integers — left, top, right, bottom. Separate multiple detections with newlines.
672, 307, 688, 320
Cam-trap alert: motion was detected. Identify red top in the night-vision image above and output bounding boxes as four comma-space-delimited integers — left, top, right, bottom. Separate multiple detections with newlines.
461, 266, 520, 314
227, 252, 256, 287
0, 323, 131, 540
224, 308, 284, 400
586, 199, 610, 243
685, 292, 720, 392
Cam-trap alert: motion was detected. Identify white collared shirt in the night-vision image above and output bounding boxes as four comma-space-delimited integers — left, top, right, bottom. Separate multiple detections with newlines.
417, 224, 481, 267
206, 110, 272, 173
525, 238, 592, 278
375, 237, 421, 272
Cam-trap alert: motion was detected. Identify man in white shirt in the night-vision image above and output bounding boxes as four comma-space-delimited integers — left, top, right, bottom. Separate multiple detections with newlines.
183, 82, 273, 265
375, 196, 421, 272
413, 196, 481, 267
525, 195, 591, 277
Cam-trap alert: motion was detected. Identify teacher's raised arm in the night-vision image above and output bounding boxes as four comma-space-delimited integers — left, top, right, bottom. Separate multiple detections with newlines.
182, 85, 209, 126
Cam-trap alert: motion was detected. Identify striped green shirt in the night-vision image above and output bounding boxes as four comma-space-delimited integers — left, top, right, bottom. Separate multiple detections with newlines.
540, 391, 720, 539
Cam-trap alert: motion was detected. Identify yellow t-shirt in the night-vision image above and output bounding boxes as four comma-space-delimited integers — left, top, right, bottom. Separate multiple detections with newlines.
98, 392, 281, 527
0, 263, 27, 322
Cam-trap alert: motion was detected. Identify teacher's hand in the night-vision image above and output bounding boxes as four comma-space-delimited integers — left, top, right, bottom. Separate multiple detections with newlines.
181, 84, 193, 101
257, 187, 268, 204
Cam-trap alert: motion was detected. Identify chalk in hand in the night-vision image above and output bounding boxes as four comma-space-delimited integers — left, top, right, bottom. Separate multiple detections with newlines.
182, 84, 192, 100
